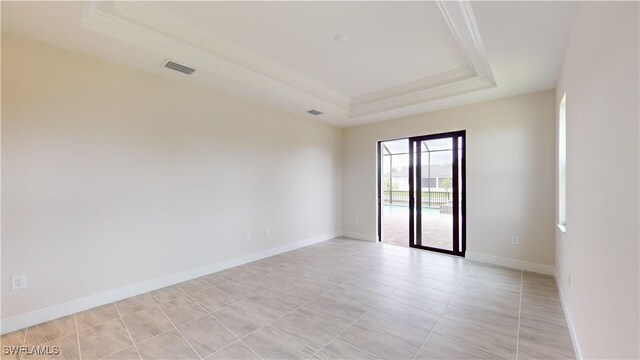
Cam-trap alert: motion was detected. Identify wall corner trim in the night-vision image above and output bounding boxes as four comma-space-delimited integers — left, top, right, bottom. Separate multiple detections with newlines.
0, 232, 340, 335
555, 269, 584, 360
465, 251, 555, 275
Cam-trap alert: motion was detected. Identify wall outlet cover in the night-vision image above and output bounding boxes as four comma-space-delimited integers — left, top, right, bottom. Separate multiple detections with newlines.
12, 275, 27, 290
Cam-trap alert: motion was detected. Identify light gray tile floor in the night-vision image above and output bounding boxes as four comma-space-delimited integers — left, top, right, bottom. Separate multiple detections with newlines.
1, 238, 576, 360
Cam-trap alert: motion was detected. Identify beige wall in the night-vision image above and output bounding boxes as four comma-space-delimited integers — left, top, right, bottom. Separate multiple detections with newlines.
555, 2, 639, 358
342, 90, 556, 266
1, 34, 342, 320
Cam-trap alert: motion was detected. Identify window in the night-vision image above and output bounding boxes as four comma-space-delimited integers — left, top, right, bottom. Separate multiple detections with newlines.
558, 93, 567, 232
421, 177, 437, 188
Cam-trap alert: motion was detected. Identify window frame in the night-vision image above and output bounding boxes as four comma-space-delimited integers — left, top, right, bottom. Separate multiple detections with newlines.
558, 93, 567, 232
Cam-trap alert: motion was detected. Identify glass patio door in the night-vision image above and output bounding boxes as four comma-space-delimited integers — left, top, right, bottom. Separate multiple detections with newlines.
408, 131, 465, 256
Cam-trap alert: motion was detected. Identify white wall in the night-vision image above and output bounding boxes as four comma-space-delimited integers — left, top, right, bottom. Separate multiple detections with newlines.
555, 2, 639, 359
342, 90, 556, 266
1, 34, 342, 321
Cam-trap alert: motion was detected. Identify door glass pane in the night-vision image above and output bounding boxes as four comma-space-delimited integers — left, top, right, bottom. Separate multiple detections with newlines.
420, 138, 453, 251
380, 139, 409, 247
458, 136, 464, 252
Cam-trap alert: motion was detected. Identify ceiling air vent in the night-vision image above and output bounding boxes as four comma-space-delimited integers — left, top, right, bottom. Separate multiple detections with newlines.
307, 110, 323, 116
164, 61, 196, 75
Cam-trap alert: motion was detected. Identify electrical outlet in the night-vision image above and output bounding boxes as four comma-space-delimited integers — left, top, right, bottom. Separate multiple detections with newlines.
355, 217, 360, 224
264, 230, 270, 238
244, 232, 250, 242
12, 274, 26, 290
511, 236, 520, 245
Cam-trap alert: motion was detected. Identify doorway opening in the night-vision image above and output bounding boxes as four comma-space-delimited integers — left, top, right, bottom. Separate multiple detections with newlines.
377, 131, 466, 256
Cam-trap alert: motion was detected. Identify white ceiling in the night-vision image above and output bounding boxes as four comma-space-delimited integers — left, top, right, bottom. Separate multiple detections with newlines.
1, 1, 578, 127
156, 1, 468, 98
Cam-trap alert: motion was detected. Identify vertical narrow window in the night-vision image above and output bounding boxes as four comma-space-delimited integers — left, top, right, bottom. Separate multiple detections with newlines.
558, 93, 567, 231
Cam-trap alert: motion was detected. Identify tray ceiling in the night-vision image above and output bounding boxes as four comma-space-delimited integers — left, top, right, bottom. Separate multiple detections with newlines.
1, 1, 578, 127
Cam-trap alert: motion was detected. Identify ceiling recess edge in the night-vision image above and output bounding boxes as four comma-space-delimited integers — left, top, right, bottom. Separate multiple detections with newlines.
81, 0, 496, 121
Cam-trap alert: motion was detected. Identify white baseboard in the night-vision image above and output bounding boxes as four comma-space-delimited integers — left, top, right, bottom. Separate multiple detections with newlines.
341, 231, 376, 242
465, 251, 555, 275
555, 269, 583, 360
0, 232, 339, 335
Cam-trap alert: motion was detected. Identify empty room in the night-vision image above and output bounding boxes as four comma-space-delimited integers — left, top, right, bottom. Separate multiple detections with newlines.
1, 1, 638, 360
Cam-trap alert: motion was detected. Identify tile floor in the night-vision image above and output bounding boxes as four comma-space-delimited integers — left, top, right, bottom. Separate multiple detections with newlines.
1, 238, 576, 360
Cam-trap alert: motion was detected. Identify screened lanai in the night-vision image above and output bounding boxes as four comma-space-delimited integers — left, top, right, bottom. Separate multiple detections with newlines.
380, 137, 458, 249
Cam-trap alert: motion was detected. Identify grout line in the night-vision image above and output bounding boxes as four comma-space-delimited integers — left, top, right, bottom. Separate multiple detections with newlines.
153, 301, 203, 360
64, 302, 161, 360
74, 314, 82, 360
96, 292, 290, 358
72, 303, 135, 334
515, 269, 524, 360
210, 282, 255, 303
18, 325, 28, 360
243, 273, 336, 316
207, 285, 246, 307
114, 299, 158, 318
110, 328, 175, 359
235, 284, 344, 355
411, 262, 476, 360
213, 317, 265, 360
174, 326, 203, 360
199, 266, 365, 358
11, 243, 486, 360
309, 311, 382, 360
149, 286, 187, 307
320, 336, 383, 360
15, 313, 95, 360
75, 318, 126, 360
182, 291, 245, 339
178, 290, 267, 360
307, 292, 387, 359
205, 340, 247, 359
112, 302, 142, 360
239, 339, 265, 360
6, 244, 321, 358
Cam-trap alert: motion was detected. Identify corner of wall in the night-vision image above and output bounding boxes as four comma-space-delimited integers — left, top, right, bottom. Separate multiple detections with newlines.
554, 268, 583, 359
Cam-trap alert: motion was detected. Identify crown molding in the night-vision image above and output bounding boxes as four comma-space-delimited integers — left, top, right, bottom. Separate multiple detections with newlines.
437, 0, 496, 84
352, 67, 477, 107
350, 66, 482, 117
350, 75, 495, 118
80, 1, 496, 121
111, 2, 351, 110
349, 0, 497, 118
81, 1, 351, 117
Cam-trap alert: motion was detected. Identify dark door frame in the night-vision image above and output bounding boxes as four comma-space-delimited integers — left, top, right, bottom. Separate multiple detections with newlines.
377, 130, 466, 257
